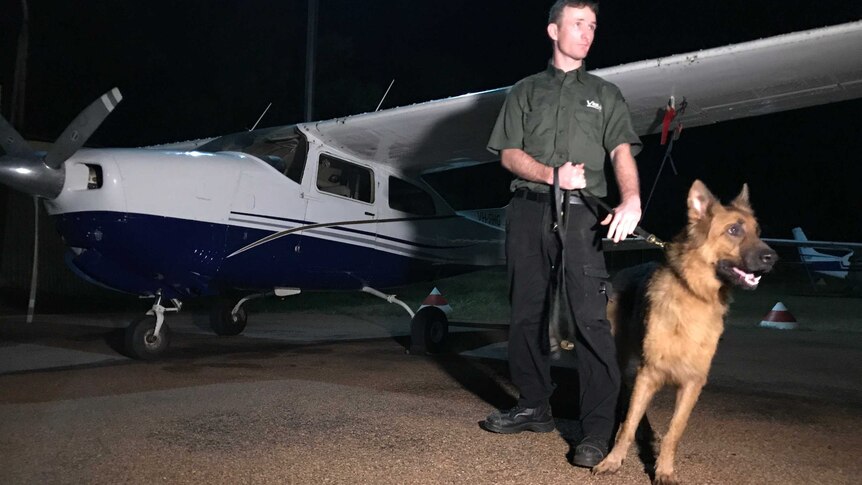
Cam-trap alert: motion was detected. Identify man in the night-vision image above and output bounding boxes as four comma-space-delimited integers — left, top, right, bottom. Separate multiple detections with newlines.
483, 0, 642, 468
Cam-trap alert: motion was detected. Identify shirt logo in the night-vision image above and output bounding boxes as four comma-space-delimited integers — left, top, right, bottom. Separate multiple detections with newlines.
585, 100, 603, 111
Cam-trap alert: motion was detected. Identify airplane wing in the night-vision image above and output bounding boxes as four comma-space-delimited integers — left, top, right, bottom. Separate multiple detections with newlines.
607, 20, 862, 135
304, 88, 508, 174
303, 20, 862, 175
763, 238, 862, 250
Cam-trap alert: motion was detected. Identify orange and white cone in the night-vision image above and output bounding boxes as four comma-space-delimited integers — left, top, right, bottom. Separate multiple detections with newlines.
419, 287, 452, 314
759, 302, 798, 330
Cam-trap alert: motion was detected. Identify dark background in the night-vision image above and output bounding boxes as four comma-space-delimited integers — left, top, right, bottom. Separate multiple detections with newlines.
1, 0, 860, 242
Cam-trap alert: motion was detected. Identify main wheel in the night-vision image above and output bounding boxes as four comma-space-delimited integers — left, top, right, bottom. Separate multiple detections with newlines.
410, 306, 449, 354
210, 298, 248, 336
124, 315, 171, 360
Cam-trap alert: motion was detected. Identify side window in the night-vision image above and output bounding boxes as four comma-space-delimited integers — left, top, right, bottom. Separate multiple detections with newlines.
245, 135, 307, 184
389, 176, 436, 216
197, 127, 308, 185
317, 155, 374, 203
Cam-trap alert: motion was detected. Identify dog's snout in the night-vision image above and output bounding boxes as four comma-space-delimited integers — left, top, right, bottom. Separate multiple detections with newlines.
759, 247, 778, 267
745, 244, 778, 272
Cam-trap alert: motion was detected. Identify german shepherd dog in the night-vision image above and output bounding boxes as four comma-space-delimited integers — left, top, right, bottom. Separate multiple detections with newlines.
592, 180, 777, 484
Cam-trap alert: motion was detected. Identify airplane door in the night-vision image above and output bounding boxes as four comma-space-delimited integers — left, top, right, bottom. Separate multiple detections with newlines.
301, 152, 378, 288
223, 170, 309, 289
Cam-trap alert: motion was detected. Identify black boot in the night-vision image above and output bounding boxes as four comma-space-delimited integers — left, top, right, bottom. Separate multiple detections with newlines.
572, 436, 608, 468
482, 404, 555, 434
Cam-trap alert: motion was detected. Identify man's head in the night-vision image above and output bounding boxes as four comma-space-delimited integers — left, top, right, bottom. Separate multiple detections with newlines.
547, 1, 599, 69
548, 0, 598, 25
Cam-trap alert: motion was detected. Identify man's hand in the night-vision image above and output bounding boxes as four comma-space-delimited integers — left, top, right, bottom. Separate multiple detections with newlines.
603, 143, 641, 243
601, 196, 641, 243
500, 151, 586, 190
557, 162, 586, 190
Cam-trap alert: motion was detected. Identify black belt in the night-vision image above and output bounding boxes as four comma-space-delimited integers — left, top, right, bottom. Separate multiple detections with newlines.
513, 189, 584, 205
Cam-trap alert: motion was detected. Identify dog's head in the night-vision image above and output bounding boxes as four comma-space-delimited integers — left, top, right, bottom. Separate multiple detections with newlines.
685, 180, 778, 290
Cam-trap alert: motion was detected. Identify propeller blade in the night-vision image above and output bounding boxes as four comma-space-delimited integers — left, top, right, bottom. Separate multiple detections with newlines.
44, 87, 122, 168
0, 114, 34, 156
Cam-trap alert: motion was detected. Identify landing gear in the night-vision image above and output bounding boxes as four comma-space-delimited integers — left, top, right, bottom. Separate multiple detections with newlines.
360, 286, 451, 354
125, 315, 171, 360
124, 293, 180, 360
210, 298, 248, 336
209, 289, 300, 337
410, 306, 449, 354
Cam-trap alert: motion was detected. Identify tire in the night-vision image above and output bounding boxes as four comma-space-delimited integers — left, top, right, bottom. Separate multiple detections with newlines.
124, 315, 171, 360
410, 306, 449, 354
210, 298, 248, 336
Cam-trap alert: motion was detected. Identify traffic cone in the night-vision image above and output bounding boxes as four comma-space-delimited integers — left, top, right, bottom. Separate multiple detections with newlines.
419, 287, 452, 314
759, 302, 798, 330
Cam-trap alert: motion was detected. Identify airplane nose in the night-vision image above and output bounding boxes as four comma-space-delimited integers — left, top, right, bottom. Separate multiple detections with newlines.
0, 155, 66, 199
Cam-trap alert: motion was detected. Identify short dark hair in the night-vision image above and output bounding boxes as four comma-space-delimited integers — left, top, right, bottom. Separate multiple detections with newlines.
548, 0, 599, 25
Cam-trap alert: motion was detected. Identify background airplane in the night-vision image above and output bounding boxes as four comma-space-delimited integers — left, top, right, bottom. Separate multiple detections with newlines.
764, 227, 862, 284
1, 21, 861, 359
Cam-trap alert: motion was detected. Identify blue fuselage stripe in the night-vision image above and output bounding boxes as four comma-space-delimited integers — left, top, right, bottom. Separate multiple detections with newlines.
55, 211, 483, 298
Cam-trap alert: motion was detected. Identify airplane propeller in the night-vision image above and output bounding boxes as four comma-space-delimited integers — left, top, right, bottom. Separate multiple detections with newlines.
44, 87, 123, 169
0, 87, 122, 199
0, 88, 122, 323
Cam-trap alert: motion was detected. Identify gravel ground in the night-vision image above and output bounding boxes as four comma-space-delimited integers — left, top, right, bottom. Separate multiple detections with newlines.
0, 311, 860, 484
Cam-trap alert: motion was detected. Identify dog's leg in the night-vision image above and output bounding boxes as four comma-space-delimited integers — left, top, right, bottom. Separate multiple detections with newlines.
592, 369, 660, 475
653, 380, 704, 485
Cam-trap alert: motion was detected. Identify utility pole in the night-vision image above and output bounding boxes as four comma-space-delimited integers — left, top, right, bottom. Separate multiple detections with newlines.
11, 0, 30, 128
304, 0, 318, 122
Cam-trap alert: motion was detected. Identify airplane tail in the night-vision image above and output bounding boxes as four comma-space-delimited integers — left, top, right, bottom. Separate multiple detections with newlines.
792, 227, 825, 261
792, 226, 855, 280
0, 88, 122, 199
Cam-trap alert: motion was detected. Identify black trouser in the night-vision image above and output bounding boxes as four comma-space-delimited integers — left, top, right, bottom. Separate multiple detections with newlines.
506, 194, 621, 444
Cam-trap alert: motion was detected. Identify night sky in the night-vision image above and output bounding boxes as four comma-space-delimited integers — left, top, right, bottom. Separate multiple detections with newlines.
1, 0, 860, 242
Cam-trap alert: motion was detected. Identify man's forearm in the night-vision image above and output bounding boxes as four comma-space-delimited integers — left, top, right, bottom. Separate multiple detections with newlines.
610, 143, 640, 203
500, 148, 553, 186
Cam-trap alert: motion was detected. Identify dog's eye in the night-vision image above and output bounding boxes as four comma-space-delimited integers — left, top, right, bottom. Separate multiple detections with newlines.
727, 223, 743, 237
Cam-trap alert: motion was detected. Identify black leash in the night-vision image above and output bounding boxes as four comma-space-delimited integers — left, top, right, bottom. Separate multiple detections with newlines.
548, 167, 576, 352
578, 188, 666, 249
546, 168, 666, 354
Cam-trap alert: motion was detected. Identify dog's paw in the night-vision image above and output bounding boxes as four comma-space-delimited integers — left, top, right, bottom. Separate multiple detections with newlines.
591, 457, 622, 475
653, 472, 680, 485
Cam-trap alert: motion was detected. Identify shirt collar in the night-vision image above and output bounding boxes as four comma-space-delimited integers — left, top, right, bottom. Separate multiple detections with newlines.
545, 60, 587, 84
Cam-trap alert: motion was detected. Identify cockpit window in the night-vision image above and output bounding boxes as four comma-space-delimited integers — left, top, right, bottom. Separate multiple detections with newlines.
198, 126, 308, 184
317, 154, 373, 203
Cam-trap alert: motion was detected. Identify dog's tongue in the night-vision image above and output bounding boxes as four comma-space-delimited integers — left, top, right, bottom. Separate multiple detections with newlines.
733, 267, 761, 287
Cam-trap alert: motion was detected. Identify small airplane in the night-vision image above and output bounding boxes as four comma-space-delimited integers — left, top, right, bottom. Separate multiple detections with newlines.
764, 227, 862, 281
1, 21, 861, 359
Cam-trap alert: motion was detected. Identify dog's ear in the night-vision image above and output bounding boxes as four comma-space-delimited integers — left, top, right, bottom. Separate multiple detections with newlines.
687, 180, 715, 221
731, 183, 751, 210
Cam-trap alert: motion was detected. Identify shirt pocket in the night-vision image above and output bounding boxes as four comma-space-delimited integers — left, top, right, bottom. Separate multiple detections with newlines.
523, 109, 553, 158
571, 106, 605, 171
573, 105, 603, 142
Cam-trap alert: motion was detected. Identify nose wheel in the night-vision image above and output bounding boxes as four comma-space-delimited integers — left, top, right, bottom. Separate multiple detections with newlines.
124, 293, 180, 360
125, 315, 171, 360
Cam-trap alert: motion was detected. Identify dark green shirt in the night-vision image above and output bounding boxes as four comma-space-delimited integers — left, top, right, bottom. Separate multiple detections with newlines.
487, 63, 642, 197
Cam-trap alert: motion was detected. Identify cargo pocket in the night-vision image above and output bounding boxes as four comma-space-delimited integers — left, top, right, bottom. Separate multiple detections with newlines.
579, 265, 612, 330
578, 265, 617, 368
